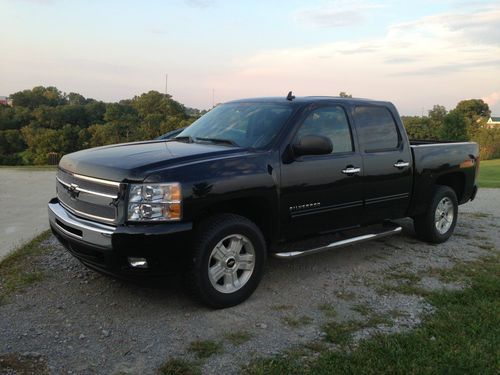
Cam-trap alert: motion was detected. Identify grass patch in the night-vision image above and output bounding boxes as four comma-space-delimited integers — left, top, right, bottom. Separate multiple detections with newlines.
244, 255, 500, 374
0, 231, 52, 304
468, 212, 490, 219
335, 290, 356, 300
156, 358, 200, 375
477, 158, 500, 188
351, 304, 373, 317
271, 304, 294, 311
187, 340, 223, 359
378, 283, 430, 297
318, 303, 337, 318
282, 315, 313, 328
224, 330, 252, 345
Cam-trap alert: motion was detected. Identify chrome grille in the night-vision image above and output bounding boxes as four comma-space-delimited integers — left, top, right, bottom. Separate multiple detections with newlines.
56, 169, 121, 224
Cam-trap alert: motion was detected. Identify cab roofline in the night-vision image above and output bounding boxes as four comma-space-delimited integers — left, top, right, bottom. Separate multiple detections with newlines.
225, 96, 391, 106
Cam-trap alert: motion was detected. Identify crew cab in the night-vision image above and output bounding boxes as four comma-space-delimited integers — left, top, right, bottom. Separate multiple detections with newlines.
48, 95, 479, 308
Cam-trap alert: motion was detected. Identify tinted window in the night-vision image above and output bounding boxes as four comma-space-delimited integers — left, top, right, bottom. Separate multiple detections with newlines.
296, 106, 353, 153
353, 106, 399, 151
179, 103, 294, 149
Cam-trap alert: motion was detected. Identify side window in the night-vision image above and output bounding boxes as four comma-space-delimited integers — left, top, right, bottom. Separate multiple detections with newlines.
353, 106, 400, 152
296, 106, 353, 154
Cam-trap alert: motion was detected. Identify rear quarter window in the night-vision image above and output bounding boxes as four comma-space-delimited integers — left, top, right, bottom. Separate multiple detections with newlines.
353, 106, 400, 152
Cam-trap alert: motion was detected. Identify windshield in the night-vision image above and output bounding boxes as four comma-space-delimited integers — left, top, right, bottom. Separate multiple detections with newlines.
177, 102, 294, 149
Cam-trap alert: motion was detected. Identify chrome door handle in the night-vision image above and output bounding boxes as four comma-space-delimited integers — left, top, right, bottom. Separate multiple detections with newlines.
342, 167, 361, 175
393, 161, 410, 168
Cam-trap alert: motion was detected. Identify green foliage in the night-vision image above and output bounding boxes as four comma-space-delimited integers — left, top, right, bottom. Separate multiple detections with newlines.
0, 87, 198, 165
401, 116, 436, 139
439, 109, 468, 141
472, 127, 500, 161
455, 99, 491, 137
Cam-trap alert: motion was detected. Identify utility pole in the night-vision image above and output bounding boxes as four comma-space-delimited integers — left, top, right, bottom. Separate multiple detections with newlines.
212, 89, 215, 108
165, 74, 168, 95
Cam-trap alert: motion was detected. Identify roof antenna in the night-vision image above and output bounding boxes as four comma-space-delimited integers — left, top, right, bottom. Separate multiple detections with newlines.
286, 91, 295, 101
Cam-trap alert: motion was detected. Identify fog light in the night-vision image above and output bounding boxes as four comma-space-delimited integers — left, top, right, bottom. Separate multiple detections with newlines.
128, 257, 148, 269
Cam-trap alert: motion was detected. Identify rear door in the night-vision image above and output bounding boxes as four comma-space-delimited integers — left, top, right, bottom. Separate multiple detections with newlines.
280, 104, 364, 239
352, 105, 412, 223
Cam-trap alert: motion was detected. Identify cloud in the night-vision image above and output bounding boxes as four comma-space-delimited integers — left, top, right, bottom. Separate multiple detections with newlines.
393, 59, 500, 76
295, 1, 383, 28
482, 92, 500, 110
207, 4, 500, 114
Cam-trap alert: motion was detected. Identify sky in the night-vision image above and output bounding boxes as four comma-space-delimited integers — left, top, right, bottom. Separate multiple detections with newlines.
1, 0, 499, 115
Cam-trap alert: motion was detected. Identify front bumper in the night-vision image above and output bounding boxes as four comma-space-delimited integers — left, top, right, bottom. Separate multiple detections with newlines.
48, 198, 193, 277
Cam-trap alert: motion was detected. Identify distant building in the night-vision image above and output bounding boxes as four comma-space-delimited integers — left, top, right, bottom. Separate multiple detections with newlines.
0, 96, 13, 106
486, 116, 500, 128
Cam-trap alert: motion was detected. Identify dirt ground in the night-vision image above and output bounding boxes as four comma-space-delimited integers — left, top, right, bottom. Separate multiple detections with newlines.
0, 189, 498, 374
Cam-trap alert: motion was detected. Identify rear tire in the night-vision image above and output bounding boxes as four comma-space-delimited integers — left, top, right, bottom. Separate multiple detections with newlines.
187, 214, 266, 308
414, 185, 458, 243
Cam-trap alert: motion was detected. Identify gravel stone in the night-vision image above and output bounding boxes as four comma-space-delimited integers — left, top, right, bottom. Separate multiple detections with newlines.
0, 189, 498, 374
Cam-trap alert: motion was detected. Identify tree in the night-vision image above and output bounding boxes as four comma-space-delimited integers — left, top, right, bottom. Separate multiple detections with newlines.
455, 99, 491, 137
439, 110, 468, 141
402, 116, 434, 139
10, 86, 66, 109
427, 105, 447, 139
339, 92, 352, 98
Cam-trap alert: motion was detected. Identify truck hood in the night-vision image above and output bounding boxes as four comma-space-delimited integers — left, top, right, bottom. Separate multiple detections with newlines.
59, 140, 247, 182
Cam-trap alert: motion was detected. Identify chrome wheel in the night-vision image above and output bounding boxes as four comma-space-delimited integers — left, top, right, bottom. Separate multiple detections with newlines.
434, 197, 454, 234
208, 234, 255, 294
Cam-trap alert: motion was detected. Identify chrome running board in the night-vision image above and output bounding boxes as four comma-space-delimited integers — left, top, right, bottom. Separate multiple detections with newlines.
272, 225, 402, 259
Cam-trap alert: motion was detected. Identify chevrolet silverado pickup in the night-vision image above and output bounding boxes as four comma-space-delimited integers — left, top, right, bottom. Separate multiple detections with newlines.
48, 95, 479, 308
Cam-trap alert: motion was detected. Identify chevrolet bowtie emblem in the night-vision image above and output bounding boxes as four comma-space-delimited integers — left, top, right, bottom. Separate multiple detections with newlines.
68, 183, 80, 199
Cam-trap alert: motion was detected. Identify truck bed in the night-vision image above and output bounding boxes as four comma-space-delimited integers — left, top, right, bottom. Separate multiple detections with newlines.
408, 140, 479, 217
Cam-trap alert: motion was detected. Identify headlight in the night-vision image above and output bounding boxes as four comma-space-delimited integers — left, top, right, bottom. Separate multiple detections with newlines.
127, 183, 181, 221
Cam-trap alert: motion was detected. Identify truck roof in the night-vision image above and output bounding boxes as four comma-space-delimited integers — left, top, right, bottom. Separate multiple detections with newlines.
226, 96, 393, 107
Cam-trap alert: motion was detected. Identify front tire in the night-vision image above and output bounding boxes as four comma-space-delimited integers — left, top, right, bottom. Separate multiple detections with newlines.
414, 185, 458, 243
187, 214, 266, 308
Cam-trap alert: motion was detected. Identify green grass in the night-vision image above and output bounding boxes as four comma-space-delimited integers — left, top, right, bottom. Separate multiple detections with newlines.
0, 231, 52, 304
187, 340, 223, 359
477, 158, 500, 188
318, 303, 337, 318
282, 315, 313, 328
224, 330, 252, 345
244, 255, 500, 374
156, 358, 200, 375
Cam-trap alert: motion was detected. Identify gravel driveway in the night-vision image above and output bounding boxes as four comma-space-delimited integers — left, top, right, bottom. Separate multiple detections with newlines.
0, 168, 56, 260
0, 189, 498, 374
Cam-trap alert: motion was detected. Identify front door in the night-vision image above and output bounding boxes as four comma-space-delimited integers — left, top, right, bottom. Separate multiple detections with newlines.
280, 104, 364, 240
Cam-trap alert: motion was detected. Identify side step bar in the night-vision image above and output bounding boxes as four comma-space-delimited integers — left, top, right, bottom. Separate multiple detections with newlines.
272, 225, 402, 259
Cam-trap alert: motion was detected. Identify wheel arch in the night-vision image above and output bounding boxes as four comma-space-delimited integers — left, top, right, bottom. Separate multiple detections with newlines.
435, 172, 465, 203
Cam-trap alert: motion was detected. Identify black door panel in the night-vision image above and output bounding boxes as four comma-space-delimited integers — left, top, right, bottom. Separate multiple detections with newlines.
280, 105, 363, 239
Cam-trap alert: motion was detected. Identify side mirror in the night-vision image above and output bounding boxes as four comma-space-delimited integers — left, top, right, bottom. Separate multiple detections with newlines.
293, 135, 333, 157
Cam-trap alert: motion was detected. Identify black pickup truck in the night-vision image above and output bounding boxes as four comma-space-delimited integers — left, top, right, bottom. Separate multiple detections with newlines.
48, 95, 479, 308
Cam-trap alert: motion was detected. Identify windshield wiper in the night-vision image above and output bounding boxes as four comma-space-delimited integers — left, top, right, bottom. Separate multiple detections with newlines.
171, 135, 194, 143
195, 137, 239, 147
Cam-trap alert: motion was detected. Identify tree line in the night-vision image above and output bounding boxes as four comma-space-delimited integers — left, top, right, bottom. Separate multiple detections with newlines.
401, 99, 499, 160
0, 86, 204, 165
0, 87, 498, 165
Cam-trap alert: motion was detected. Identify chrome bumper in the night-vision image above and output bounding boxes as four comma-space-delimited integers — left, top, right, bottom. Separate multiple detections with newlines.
48, 198, 115, 248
